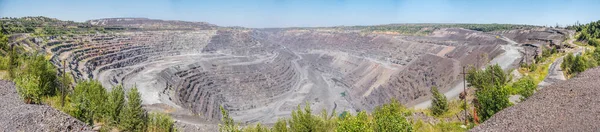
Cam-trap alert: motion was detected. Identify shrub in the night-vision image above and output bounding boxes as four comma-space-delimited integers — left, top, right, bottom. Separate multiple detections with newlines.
373, 99, 413, 132
121, 86, 147, 131
430, 86, 448, 116
148, 113, 177, 132
14, 74, 43, 104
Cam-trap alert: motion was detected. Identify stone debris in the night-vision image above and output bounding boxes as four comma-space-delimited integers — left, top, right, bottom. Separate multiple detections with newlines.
0, 80, 91, 132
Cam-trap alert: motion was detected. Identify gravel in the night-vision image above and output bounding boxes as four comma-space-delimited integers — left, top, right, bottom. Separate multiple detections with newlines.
0, 80, 91, 132
471, 67, 600, 131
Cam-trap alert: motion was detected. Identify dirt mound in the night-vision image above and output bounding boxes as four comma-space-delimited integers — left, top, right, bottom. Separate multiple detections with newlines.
471, 67, 600, 132
0, 80, 91, 131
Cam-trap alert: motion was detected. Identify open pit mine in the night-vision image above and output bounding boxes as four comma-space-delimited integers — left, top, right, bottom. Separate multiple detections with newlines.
36, 18, 570, 125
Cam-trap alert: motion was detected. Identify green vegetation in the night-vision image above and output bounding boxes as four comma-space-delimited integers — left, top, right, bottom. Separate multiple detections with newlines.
0, 32, 8, 53
107, 85, 126, 126
509, 76, 536, 100
121, 87, 148, 131
1, 16, 107, 36
569, 20, 600, 42
430, 86, 448, 116
71, 80, 108, 124
148, 113, 177, 132
219, 100, 415, 132
350, 23, 536, 35
561, 52, 598, 77
14, 74, 44, 104
467, 64, 511, 121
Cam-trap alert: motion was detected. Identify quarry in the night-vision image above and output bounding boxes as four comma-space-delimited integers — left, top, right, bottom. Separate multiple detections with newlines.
23, 18, 572, 126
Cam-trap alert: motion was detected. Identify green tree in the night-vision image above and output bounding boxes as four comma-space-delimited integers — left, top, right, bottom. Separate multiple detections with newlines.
476, 84, 511, 121
336, 111, 373, 132
430, 86, 448, 116
121, 86, 147, 131
14, 74, 43, 104
242, 123, 270, 132
271, 118, 288, 132
108, 85, 126, 125
23, 54, 58, 95
288, 103, 322, 132
0, 32, 7, 52
372, 99, 413, 132
219, 106, 240, 132
70, 80, 108, 125
572, 55, 587, 73
147, 113, 177, 132
466, 64, 508, 91
7, 48, 18, 79
467, 65, 512, 121
512, 76, 536, 100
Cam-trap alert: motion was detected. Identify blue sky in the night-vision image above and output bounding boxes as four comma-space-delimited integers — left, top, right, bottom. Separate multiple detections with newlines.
1, 0, 599, 28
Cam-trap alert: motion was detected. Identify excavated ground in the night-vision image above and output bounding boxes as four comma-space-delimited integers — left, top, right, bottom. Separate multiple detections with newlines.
0, 80, 91, 131
28, 26, 568, 125
472, 67, 600, 132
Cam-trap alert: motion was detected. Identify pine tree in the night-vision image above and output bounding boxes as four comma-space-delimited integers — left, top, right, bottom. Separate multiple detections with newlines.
108, 85, 125, 125
430, 86, 448, 116
121, 86, 147, 131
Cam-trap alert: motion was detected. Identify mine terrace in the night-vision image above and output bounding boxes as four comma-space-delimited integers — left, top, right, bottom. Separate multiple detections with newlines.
22, 18, 570, 125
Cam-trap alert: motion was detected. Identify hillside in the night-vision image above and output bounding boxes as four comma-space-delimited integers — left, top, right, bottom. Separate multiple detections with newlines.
472, 67, 600, 131
0, 80, 91, 131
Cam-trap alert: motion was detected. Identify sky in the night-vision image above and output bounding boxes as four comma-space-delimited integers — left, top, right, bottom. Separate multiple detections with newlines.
0, 0, 599, 28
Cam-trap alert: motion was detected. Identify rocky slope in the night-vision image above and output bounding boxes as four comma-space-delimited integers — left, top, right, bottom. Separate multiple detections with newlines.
472, 67, 600, 131
0, 80, 91, 131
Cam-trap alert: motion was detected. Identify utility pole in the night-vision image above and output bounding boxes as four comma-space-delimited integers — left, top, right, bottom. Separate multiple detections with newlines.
61, 60, 66, 107
461, 66, 468, 125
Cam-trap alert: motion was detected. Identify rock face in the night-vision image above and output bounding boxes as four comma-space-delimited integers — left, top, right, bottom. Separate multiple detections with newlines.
472, 67, 600, 132
30, 23, 568, 124
0, 80, 91, 131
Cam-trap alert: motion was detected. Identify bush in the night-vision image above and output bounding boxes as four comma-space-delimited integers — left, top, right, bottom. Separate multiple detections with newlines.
121, 86, 147, 131
373, 99, 413, 132
148, 113, 177, 132
14, 74, 43, 104
430, 86, 448, 116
